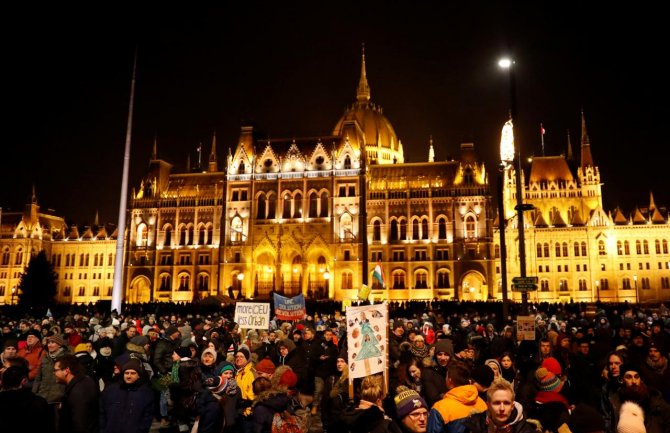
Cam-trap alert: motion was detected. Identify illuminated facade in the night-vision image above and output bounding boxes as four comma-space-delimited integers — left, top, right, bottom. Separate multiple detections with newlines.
496, 116, 670, 303
1, 52, 668, 306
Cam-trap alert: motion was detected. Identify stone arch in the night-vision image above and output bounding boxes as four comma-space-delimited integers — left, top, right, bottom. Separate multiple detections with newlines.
459, 270, 487, 301
128, 275, 152, 303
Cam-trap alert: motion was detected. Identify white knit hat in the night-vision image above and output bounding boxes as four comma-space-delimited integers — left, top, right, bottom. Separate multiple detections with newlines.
617, 401, 645, 433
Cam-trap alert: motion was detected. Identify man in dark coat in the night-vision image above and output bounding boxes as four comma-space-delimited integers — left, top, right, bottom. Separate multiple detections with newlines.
0, 365, 54, 433
422, 338, 453, 408
100, 358, 155, 433
53, 354, 99, 433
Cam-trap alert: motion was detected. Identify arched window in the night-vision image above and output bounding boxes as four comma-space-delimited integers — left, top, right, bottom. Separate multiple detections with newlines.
136, 223, 148, 247
392, 271, 406, 289
179, 274, 190, 290
207, 225, 213, 245
164, 226, 172, 247
573, 242, 580, 257
643, 240, 649, 254
238, 160, 245, 174
421, 219, 429, 240
257, 195, 266, 219
231, 217, 243, 242
437, 270, 450, 288
373, 220, 381, 241
319, 192, 329, 217
581, 242, 587, 256
656, 239, 662, 254
415, 271, 428, 289
109, 254, 114, 266
438, 218, 447, 240
16, 248, 24, 266
267, 194, 276, 219
344, 155, 352, 169
2, 248, 9, 265
160, 274, 171, 290
399, 219, 407, 240
544, 243, 550, 257
294, 192, 302, 218
412, 219, 420, 240
283, 193, 292, 219
624, 241, 630, 255
341, 271, 353, 290
555, 243, 561, 257
340, 214, 353, 240
562, 242, 568, 257
390, 220, 399, 241
599, 240, 606, 255
187, 225, 194, 245
636, 240, 642, 255
537, 243, 543, 258
465, 215, 476, 238
198, 225, 206, 245
663, 239, 669, 254
495, 245, 500, 259
309, 192, 318, 218
179, 225, 187, 245
198, 274, 209, 291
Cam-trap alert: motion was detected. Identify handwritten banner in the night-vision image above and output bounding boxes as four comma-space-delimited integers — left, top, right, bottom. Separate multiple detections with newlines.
234, 302, 271, 329
273, 293, 306, 321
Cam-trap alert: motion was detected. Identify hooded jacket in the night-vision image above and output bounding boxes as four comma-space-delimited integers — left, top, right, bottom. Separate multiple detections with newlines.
427, 384, 487, 433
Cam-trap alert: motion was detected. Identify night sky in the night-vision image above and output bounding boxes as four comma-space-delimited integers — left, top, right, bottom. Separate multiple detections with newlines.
3, 3, 667, 225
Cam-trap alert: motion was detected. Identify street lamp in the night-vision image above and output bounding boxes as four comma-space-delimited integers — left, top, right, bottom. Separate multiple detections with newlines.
499, 57, 530, 315
595, 280, 600, 302
498, 120, 514, 322
11, 286, 16, 305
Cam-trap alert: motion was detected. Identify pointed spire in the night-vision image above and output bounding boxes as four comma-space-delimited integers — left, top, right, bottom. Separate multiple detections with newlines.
650, 191, 657, 211
566, 130, 573, 161
208, 131, 218, 172
580, 109, 594, 167
356, 43, 371, 103
94, 210, 100, 226
152, 135, 158, 160
428, 135, 435, 162
31, 184, 37, 204
186, 153, 191, 172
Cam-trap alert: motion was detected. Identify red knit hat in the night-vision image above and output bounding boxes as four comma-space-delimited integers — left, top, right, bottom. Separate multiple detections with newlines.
256, 359, 276, 375
541, 357, 562, 376
278, 369, 298, 388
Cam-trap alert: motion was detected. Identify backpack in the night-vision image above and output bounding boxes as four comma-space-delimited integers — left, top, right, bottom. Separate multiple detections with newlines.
272, 409, 305, 433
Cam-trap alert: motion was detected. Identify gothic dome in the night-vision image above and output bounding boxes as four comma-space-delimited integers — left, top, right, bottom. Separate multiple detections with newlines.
332, 49, 404, 164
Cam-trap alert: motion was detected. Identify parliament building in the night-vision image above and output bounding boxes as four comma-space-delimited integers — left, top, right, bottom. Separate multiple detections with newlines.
1, 52, 668, 305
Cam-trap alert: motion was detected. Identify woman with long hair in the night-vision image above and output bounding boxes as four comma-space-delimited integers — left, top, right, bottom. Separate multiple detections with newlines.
499, 352, 518, 391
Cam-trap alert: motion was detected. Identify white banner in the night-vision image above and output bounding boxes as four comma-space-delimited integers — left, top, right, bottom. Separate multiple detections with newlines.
234, 302, 271, 329
346, 303, 387, 379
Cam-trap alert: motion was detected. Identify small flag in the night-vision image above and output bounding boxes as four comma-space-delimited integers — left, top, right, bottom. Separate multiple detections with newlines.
373, 261, 385, 288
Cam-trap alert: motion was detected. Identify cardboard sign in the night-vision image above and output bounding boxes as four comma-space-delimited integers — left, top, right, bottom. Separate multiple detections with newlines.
516, 315, 536, 341
234, 302, 270, 329
346, 303, 387, 379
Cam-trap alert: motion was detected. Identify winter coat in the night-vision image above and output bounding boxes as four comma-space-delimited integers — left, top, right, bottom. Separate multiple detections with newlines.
421, 358, 448, 408
427, 385, 487, 433
322, 369, 350, 429
17, 341, 45, 382
58, 373, 100, 433
339, 404, 403, 433
0, 387, 54, 433
33, 348, 68, 403
100, 378, 155, 433
152, 336, 179, 375
236, 360, 257, 401
250, 389, 292, 433
463, 402, 537, 433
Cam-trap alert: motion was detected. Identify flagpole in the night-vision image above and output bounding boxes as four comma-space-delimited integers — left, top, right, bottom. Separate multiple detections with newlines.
111, 49, 138, 314
540, 123, 545, 156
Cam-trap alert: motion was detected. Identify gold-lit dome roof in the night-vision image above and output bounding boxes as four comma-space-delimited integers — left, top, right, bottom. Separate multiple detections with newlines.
332, 48, 404, 164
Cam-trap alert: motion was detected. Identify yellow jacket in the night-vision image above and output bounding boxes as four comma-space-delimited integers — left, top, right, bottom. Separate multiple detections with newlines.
236, 361, 257, 400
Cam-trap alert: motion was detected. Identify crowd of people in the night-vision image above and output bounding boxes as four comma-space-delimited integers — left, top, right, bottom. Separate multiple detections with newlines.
1, 299, 670, 433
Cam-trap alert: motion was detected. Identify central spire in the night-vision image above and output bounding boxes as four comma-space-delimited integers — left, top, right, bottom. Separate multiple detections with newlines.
356, 43, 371, 102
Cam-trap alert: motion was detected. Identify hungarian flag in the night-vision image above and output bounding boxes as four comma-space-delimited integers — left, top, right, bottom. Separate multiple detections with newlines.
373, 261, 385, 288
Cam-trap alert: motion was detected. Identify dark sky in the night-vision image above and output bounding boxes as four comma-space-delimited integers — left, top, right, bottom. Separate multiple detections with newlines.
3, 3, 667, 224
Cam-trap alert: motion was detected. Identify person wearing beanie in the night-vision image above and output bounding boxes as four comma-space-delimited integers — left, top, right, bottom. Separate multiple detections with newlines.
275, 338, 308, 387
322, 349, 350, 431
17, 329, 45, 384
235, 345, 257, 401
617, 401, 646, 433
255, 358, 276, 379
484, 358, 502, 379
462, 378, 536, 433
32, 332, 70, 404
603, 364, 670, 433
422, 337, 453, 407
100, 354, 155, 433
1, 339, 18, 371
395, 385, 429, 433
639, 343, 670, 399
471, 364, 495, 400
